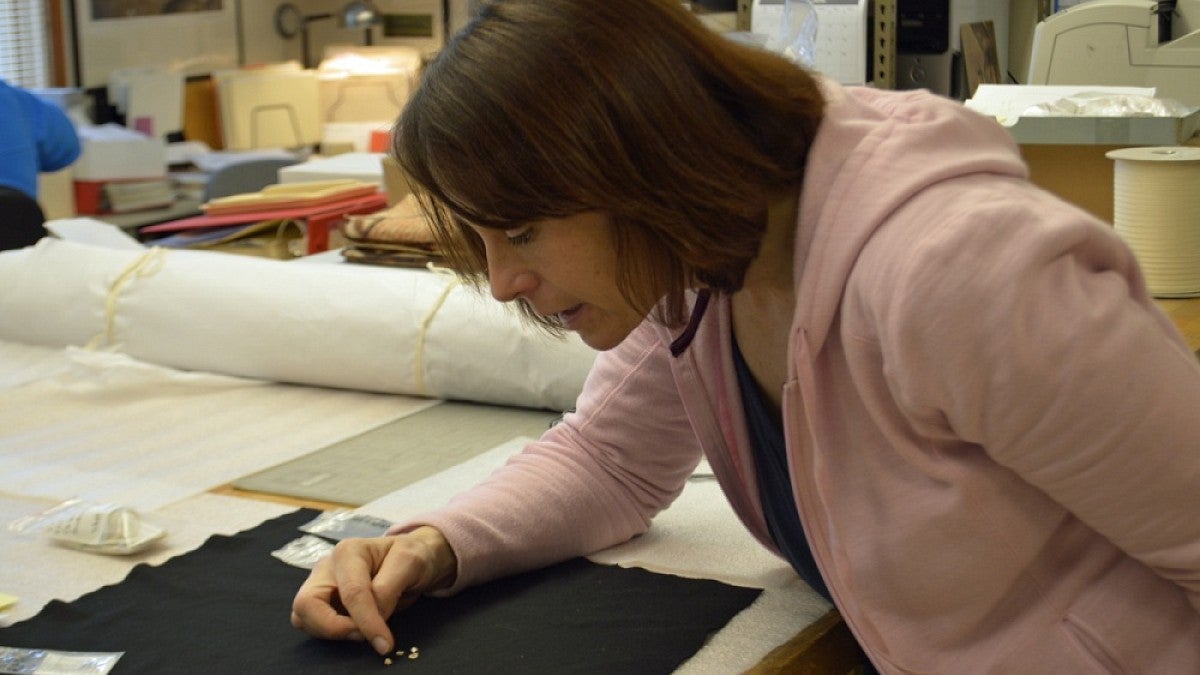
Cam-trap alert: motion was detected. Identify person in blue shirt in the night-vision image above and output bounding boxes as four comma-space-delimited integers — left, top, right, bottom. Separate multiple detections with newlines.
0, 79, 81, 250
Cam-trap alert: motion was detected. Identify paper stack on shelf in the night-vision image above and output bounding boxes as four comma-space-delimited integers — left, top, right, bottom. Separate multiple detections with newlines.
75, 178, 174, 215
72, 123, 170, 214
169, 170, 208, 202
101, 178, 175, 213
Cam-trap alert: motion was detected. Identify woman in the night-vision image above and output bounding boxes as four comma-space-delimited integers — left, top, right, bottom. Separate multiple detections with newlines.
291, 0, 1200, 670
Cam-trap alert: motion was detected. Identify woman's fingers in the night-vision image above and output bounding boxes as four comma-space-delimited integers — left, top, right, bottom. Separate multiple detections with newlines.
290, 529, 456, 656
329, 538, 400, 654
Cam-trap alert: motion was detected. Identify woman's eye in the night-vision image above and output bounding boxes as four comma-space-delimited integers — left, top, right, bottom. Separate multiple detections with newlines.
505, 227, 534, 246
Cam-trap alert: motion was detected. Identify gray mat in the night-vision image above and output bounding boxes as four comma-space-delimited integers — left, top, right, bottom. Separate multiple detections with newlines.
232, 401, 561, 506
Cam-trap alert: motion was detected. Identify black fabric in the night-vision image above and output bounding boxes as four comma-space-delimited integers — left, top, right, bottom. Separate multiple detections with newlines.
0, 509, 761, 674
0, 185, 47, 251
731, 332, 832, 603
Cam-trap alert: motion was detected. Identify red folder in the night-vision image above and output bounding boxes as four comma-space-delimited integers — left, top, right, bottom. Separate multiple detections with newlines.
141, 192, 387, 254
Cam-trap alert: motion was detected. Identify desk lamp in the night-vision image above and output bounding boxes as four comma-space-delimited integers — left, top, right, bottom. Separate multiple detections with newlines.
275, 1, 384, 69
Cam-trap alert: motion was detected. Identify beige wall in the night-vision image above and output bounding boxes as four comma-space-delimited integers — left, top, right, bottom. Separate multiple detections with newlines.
240, 1, 380, 68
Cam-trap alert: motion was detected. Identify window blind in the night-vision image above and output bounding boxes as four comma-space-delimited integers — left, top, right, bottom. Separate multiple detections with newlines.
0, 0, 49, 88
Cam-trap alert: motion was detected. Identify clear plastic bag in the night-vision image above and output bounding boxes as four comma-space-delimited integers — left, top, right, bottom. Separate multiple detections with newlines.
765, 0, 819, 68
271, 534, 335, 570
272, 510, 395, 570
297, 509, 392, 541
0, 647, 122, 675
7, 499, 166, 555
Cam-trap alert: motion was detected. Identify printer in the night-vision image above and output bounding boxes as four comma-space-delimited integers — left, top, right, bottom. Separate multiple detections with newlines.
1028, 0, 1200, 107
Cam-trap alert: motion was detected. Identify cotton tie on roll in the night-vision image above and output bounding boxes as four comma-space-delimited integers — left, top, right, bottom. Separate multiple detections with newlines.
1107, 146, 1200, 298
0, 239, 596, 411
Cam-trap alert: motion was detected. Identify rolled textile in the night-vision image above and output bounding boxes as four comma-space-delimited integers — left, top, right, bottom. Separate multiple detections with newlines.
0, 238, 596, 411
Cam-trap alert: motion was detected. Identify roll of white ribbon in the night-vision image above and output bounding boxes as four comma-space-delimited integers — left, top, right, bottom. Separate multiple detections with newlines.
1107, 146, 1200, 298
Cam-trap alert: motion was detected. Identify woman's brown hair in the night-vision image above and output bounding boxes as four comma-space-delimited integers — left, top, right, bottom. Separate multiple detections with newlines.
393, 0, 825, 329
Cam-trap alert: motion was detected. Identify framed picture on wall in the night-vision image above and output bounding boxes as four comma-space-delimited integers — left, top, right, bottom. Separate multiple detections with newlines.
90, 1, 223, 19
73, 0, 240, 88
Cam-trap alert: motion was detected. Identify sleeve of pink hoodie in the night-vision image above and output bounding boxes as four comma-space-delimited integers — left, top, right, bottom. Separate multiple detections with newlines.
871, 176, 1200, 614
392, 319, 703, 593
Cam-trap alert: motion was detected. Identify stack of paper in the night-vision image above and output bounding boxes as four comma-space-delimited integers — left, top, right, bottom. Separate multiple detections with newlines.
201, 179, 378, 215
102, 178, 175, 213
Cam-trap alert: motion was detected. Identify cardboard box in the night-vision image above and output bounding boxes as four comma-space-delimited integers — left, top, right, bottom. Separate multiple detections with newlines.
1008, 111, 1200, 146
1021, 133, 1200, 224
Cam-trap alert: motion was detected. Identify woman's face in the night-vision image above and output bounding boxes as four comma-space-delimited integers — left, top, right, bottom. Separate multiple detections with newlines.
469, 212, 647, 351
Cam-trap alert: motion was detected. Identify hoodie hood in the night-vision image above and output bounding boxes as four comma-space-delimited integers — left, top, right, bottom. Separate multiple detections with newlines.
792, 81, 1029, 355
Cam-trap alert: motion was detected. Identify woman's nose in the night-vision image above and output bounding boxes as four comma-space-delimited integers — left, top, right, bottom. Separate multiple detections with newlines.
485, 246, 537, 303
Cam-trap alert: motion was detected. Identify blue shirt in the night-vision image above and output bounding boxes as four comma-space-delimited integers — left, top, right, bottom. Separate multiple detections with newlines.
0, 79, 81, 198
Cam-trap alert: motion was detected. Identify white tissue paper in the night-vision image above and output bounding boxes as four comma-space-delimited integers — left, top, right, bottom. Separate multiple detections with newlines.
1020, 91, 1196, 118
0, 239, 596, 411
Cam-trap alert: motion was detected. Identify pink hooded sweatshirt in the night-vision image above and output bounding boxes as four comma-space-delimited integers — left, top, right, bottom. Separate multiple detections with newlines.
401, 82, 1200, 671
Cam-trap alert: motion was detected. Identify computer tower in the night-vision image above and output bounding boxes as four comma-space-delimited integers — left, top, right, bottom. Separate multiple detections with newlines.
895, 0, 953, 95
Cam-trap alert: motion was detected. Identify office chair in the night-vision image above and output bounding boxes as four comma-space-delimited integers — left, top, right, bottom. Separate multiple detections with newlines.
202, 157, 303, 202
0, 187, 49, 251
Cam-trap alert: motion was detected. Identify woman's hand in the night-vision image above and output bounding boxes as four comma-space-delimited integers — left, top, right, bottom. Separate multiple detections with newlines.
290, 525, 457, 655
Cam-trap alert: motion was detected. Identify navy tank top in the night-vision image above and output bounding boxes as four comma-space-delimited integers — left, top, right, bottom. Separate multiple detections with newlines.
731, 333, 832, 603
